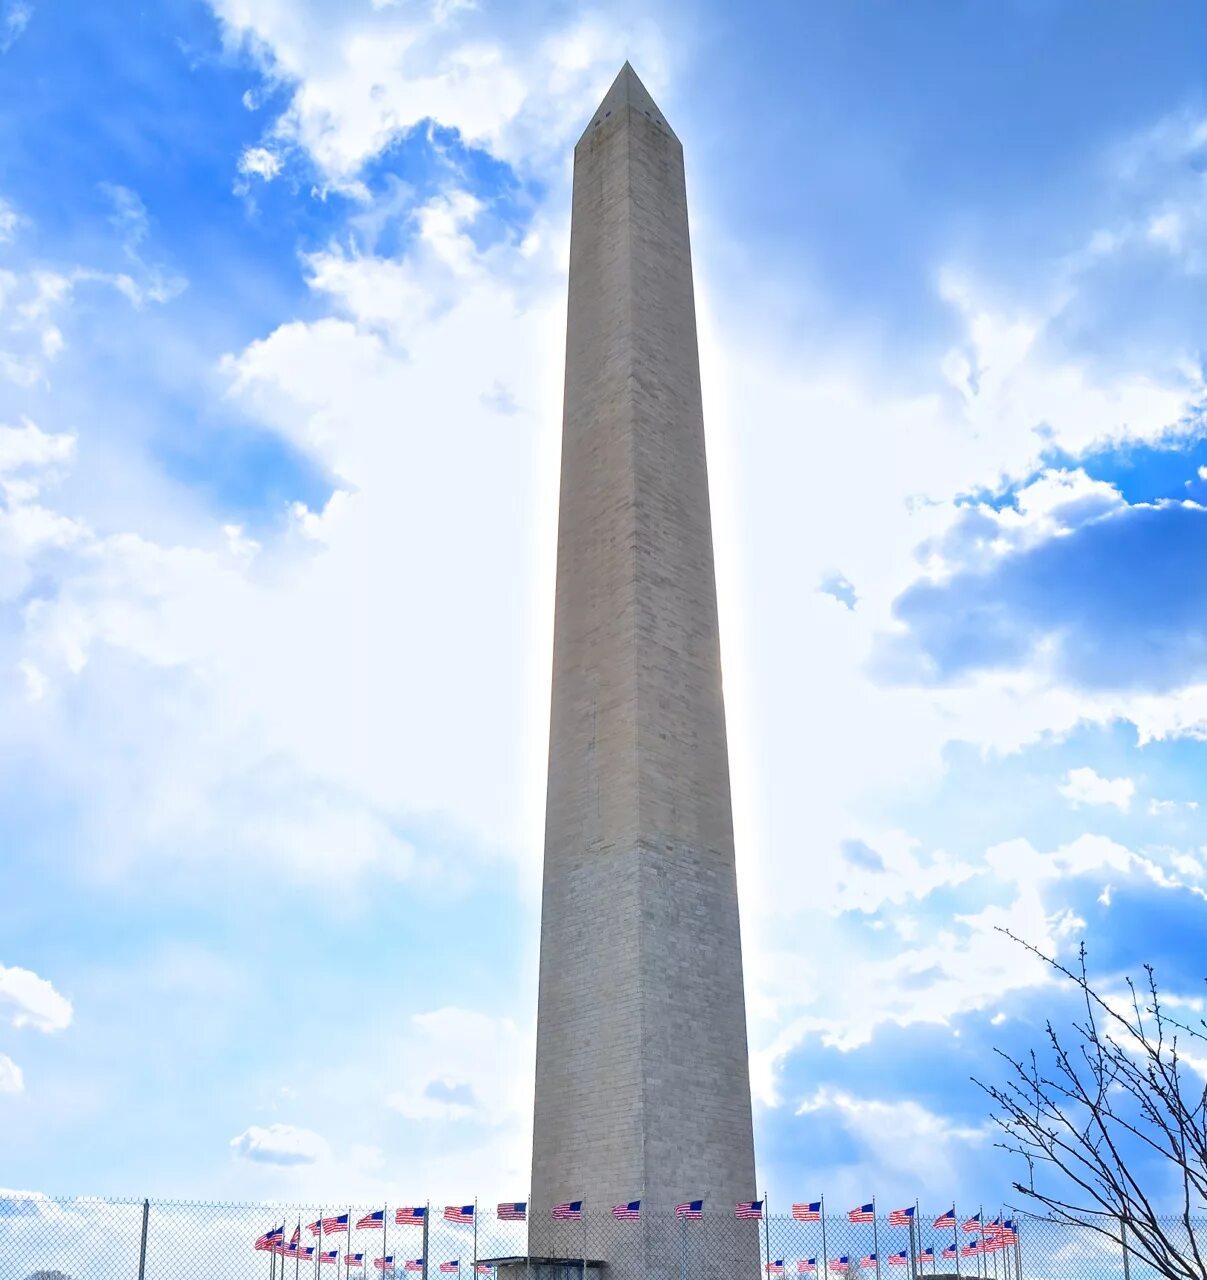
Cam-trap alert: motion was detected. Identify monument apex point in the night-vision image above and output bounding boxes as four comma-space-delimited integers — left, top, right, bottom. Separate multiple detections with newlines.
579, 60, 679, 144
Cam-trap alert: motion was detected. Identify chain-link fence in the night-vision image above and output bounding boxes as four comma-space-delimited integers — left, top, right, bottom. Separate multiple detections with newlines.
0, 1200, 1201, 1280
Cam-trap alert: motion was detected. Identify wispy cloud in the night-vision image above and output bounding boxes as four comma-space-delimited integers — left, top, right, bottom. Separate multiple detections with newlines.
0, 1, 31, 53
230, 1123, 329, 1166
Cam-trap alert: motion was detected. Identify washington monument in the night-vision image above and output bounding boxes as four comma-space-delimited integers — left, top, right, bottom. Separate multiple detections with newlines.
530, 62, 758, 1274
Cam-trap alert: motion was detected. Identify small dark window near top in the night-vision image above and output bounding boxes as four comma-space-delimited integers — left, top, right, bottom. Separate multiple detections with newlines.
605, 110, 611, 117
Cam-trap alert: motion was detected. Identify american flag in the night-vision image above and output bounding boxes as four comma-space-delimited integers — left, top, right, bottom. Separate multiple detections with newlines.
961, 1245, 981, 1258
675, 1201, 703, 1220
962, 1214, 981, 1233
830, 1258, 850, 1273
359, 1211, 386, 1230
347, 1256, 365, 1269
860, 1254, 877, 1268
476, 1267, 495, 1275
942, 1247, 957, 1260
255, 1227, 284, 1252
374, 1259, 395, 1272
552, 1202, 582, 1221
290, 1227, 302, 1247
736, 1201, 763, 1220
612, 1201, 641, 1221
792, 1202, 821, 1222
324, 1215, 350, 1235
439, 1262, 460, 1272
404, 1261, 425, 1272
765, 1261, 785, 1274
848, 1204, 875, 1224
798, 1261, 817, 1273
498, 1204, 527, 1222
888, 1252, 909, 1266
299, 1248, 316, 1261
320, 1251, 339, 1265
920, 1248, 935, 1264
888, 1207, 914, 1227
445, 1207, 475, 1225
397, 1208, 427, 1225
998, 1221, 1019, 1246
933, 1211, 956, 1230
309, 1220, 323, 1237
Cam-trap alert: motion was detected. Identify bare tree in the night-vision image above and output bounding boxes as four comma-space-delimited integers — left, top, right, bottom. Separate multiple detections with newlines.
976, 931, 1207, 1279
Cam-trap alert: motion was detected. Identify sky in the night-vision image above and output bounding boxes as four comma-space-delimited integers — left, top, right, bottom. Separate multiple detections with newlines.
2, 0, 1207, 1225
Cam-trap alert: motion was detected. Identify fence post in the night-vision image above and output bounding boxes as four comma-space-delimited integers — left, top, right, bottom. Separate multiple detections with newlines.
137, 1199, 150, 1280
1120, 1220, 1132, 1280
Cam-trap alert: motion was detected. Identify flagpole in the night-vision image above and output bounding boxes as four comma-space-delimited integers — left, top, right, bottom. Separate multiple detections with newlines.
581, 1198, 588, 1280
473, 1200, 478, 1280
424, 1202, 430, 1280
1013, 1221, 1023, 1280
678, 1209, 686, 1280
296, 1219, 303, 1280
909, 1202, 918, 1280
319, 1209, 324, 1280
978, 1208, 985, 1280
820, 1197, 829, 1280
872, 1198, 881, 1280
952, 1207, 959, 1280
762, 1192, 771, 1280
525, 1194, 532, 1280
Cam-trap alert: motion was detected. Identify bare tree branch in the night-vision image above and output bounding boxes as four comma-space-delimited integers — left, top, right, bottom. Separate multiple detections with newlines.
974, 933, 1206, 1280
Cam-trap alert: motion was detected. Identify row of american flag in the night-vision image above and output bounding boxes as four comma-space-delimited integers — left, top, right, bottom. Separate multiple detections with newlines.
254, 1203, 1019, 1248
759, 1209, 1021, 1275
253, 1230, 493, 1274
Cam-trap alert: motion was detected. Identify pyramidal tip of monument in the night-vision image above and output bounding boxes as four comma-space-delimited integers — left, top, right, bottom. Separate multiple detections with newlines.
579, 61, 679, 143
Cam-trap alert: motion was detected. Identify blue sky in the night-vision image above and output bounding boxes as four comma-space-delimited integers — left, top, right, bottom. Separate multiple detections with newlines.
2, 0, 1207, 1223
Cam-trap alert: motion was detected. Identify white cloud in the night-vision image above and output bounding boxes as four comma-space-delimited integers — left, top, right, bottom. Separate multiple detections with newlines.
0, 418, 75, 479
0, 1052, 23, 1092
1149, 797, 1199, 815
230, 1122, 329, 1165
0, 964, 72, 1032
1059, 767, 1135, 812
209, 0, 666, 191
0, 1, 30, 53
0, 196, 20, 242
0, 196, 564, 888
237, 145, 282, 181
99, 183, 150, 250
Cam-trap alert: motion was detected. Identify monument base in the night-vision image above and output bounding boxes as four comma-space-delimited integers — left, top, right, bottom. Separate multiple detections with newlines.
482, 1257, 607, 1280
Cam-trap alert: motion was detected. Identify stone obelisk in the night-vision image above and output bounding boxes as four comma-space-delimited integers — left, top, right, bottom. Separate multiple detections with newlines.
531, 63, 758, 1278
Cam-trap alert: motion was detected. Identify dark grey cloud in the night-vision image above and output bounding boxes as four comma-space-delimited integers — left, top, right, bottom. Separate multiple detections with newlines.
878, 499, 1207, 691
842, 839, 886, 872
819, 573, 859, 610
423, 1079, 476, 1108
